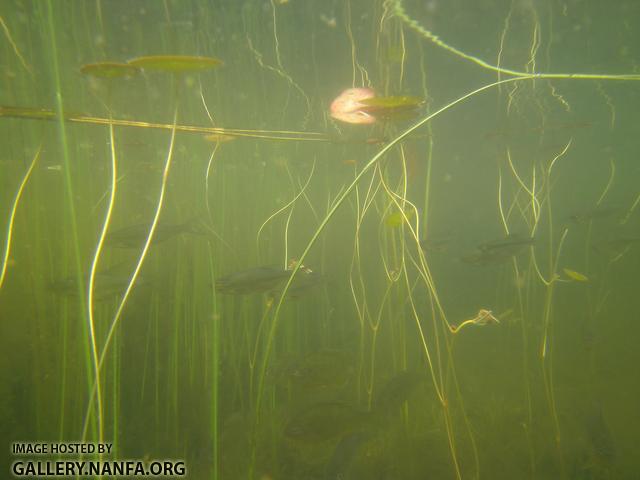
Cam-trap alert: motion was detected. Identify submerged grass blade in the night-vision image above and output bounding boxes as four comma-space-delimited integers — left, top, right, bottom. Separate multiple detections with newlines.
82, 107, 179, 440
85, 120, 119, 444
250, 78, 535, 477
0, 146, 41, 290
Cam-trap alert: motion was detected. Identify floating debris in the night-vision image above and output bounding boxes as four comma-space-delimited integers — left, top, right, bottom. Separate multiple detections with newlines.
127, 55, 223, 72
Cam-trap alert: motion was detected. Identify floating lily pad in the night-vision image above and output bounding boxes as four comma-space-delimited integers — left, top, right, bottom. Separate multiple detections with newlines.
127, 55, 223, 72
80, 62, 141, 79
358, 95, 424, 109
358, 96, 425, 121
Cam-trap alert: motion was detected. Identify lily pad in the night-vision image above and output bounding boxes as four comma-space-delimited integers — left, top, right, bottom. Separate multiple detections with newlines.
127, 55, 223, 72
358, 95, 425, 121
80, 62, 141, 79
358, 95, 424, 109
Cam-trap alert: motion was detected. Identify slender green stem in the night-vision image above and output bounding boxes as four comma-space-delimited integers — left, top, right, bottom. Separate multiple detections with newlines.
0, 146, 41, 290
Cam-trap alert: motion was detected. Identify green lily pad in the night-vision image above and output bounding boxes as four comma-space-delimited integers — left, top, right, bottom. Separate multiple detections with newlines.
358, 95, 424, 109
127, 55, 223, 72
80, 62, 141, 79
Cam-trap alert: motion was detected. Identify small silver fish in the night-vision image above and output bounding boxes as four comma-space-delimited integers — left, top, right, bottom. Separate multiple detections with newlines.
106, 218, 207, 248
48, 272, 147, 299
567, 206, 622, 224
215, 266, 291, 295
461, 234, 534, 265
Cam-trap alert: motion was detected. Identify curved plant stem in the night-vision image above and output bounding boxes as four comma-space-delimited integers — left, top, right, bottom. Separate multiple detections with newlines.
0, 146, 41, 290
82, 108, 179, 440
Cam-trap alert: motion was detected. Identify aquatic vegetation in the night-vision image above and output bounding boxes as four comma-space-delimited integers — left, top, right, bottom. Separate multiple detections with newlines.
449, 309, 500, 334
329, 90, 425, 124
79, 62, 140, 79
2, 1, 640, 479
0, 147, 40, 290
204, 133, 237, 143
127, 55, 223, 72
358, 95, 425, 121
281, 270, 324, 298
384, 208, 414, 228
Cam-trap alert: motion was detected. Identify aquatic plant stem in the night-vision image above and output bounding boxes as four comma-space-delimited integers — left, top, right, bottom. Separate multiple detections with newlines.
207, 247, 220, 480
387, 0, 640, 82
205, 141, 221, 224
499, 165, 536, 473
85, 121, 118, 445
249, 77, 532, 478
45, 0, 97, 444
0, 15, 32, 74
255, 161, 316, 257
0, 146, 41, 290
81, 107, 179, 440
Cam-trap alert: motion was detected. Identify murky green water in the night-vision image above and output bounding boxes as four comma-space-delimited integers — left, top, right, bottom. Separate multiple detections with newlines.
1, 0, 639, 478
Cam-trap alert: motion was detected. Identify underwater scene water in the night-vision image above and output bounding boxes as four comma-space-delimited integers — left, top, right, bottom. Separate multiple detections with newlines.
1, 0, 639, 478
